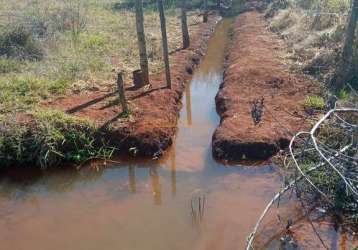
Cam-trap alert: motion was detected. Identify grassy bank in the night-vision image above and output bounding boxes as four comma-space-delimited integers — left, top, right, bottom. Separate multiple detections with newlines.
0, 110, 115, 168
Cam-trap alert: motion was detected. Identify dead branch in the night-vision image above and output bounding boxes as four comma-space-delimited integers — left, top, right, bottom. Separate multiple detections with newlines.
246, 107, 358, 250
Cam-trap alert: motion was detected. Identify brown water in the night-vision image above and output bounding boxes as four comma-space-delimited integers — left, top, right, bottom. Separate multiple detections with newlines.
1, 19, 343, 250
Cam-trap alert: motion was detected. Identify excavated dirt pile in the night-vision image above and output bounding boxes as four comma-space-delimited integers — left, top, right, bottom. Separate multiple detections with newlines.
212, 11, 319, 161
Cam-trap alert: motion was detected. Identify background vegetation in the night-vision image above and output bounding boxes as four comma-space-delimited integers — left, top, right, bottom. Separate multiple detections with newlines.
266, 0, 357, 93
0, 0, 205, 114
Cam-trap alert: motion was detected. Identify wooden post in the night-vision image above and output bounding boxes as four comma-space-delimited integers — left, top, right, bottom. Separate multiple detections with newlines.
203, 0, 208, 23
116, 72, 129, 113
157, 0, 172, 89
181, 0, 190, 49
135, 0, 150, 85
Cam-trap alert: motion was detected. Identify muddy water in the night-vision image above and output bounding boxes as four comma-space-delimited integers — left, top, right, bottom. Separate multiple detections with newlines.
0, 19, 286, 250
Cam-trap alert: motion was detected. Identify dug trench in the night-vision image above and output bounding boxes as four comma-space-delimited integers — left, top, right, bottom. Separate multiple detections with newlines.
212, 9, 320, 162
0, 8, 356, 250
47, 7, 318, 163
46, 14, 220, 159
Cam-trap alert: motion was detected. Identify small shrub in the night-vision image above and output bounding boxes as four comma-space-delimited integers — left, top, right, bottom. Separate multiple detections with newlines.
49, 6, 87, 34
304, 95, 325, 109
270, 10, 298, 32
48, 78, 70, 94
337, 89, 351, 100
80, 33, 107, 54
265, 0, 290, 18
87, 58, 106, 72
60, 60, 84, 80
0, 25, 43, 60
0, 57, 20, 73
10, 76, 46, 97
0, 75, 48, 112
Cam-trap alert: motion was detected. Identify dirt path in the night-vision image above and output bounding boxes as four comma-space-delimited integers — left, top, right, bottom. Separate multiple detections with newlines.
212, 10, 320, 161
47, 16, 220, 158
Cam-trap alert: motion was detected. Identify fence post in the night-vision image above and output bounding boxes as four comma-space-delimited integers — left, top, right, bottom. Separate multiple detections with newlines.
157, 0, 172, 89
116, 72, 129, 113
181, 0, 190, 49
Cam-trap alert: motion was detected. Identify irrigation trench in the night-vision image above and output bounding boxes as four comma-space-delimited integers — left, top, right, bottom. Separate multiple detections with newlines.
0, 12, 353, 250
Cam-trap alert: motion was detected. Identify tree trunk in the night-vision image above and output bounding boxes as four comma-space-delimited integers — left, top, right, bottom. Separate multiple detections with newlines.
135, 0, 149, 85
332, 0, 358, 91
217, 0, 221, 8
203, 0, 208, 23
181, 0, 190, 49
157, 0, 172, 89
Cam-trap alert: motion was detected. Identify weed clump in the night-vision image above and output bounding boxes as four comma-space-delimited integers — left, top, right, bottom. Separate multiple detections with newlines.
0, 57, 20, 73
0, 25, 43, 60
0, 110, 113, 169
304, 95, 325, 109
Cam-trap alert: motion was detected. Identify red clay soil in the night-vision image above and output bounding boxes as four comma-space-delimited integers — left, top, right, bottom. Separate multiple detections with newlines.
212, 11, 320, 161
47, 15, 220, 158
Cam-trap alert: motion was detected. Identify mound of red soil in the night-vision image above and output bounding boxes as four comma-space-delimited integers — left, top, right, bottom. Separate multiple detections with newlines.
47, 16, 220, 158
212, 11, 319, 161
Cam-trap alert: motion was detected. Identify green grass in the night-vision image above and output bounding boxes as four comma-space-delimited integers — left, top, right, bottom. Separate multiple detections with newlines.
304, 95, 325, 109
0, 110, 114, 168
0, 57, 21, 73
0, 73, 72, 113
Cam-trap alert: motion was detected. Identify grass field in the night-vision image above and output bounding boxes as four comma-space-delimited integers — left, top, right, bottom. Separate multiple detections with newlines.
0, 0, 202, 114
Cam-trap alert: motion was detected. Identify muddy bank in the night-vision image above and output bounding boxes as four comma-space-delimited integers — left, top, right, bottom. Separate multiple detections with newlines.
47, 16, 220, 158
212, 11, 319, 161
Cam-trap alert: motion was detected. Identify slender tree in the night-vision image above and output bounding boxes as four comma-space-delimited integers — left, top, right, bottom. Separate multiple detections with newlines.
203, 0, 208, 23
181, 0, 190, 49
157, 0, 172, 89
332, 0, 358, 91
135, 0, 149, 85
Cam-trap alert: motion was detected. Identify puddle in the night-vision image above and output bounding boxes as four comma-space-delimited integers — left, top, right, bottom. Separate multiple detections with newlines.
0, 18, 351, 250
